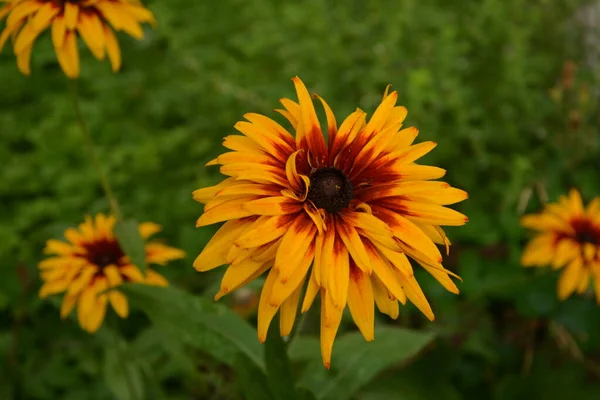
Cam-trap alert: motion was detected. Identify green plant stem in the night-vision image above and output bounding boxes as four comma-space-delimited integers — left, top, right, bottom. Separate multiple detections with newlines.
69, 81, 122, 220
286, 310, 308, 348
110, 327, 140, 400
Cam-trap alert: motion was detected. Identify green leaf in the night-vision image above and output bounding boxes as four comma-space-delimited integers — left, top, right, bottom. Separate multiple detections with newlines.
115, 219, 147, 274
234, 353, 274, 400
265, 316, 299, 400
122, 284, 265, 370
292, 327, 435, 400
103, 336, 145, 400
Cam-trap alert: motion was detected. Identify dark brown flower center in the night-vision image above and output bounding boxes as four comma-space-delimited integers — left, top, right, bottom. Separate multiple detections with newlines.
571, 218, 600, 245
576, 230, 598, 245
83, 239, 125, 268
307, 167, 353, 213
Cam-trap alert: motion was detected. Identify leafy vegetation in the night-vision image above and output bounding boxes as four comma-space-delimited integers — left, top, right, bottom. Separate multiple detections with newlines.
1, 0, 599, 398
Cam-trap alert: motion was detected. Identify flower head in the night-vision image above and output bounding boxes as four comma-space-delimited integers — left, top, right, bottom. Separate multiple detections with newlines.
521, 189, 600, 301
193, 77, 468, 367
39, 213, 184, 332
0, 0, 155, 77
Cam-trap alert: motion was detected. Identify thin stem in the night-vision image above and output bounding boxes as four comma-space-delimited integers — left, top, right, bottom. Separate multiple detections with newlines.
69, 81, 122, 220
286, 310, 309, 348
109, 327, 140, 400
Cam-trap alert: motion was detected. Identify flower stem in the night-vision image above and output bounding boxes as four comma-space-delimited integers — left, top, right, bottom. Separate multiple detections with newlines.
69, 81, 122, 220
286, 310, 308, 348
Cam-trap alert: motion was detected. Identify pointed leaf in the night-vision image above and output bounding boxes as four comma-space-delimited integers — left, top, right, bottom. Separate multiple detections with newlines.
115, 219, 147, 274
122, 284, 265, 370
290, 327, 435, 400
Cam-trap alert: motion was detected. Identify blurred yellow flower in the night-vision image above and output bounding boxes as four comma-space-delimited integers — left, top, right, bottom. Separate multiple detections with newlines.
193, 77, 468, 368
521, 189, 600, 301
39, 213, 184, 333
0, 0, 155, 77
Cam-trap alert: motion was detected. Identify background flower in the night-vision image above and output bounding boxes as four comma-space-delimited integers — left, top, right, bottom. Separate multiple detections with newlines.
521, 189, 600, 301
193, 77, 468, 367
0, 0, 155, 77
39, 213, 184, 332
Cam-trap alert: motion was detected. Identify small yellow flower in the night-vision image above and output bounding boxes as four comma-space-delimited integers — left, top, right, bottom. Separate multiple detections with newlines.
39, 213, 185, 333
0, 0, 155, 77
193, 77, 468, 367
521, 189, 600, 301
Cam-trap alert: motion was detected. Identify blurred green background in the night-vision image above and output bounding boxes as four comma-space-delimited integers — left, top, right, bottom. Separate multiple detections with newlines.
1, 0, 600, 398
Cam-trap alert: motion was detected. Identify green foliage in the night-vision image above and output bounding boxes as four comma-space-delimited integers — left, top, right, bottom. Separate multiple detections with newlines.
114, 219, 147, 274
123, 284, 265, 370
290, 327, 435, 400
1, 0, 600, 398
264, 318, 301, 400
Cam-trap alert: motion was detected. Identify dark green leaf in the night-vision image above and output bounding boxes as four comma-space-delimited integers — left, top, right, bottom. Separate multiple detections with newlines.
292, 327, 435, 400
122, 284, 265, 370
265, 316, 299, 400
234, 353, 274, 400
115, 219, 147, 274
103, 335, 145, 400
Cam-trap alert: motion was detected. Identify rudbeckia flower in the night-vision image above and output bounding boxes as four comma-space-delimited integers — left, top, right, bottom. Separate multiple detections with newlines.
39, 213, 185, 333
0, 0, 155, 77
193, 77, 468, 367
521, 189, 600, 301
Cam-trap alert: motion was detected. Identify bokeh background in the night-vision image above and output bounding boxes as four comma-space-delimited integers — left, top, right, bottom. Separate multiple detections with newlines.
1, 0, 600, 398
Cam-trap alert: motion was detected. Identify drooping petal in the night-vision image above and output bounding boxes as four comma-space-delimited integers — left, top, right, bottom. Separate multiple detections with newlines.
280, 279, 305, 336
347, 264, 375, 341
320, 288, 344, 369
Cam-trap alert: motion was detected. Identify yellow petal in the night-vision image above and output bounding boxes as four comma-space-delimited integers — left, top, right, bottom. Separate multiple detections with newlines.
16, 43, 33, 75
301, 268, 320, 313
320, 289, 343, 369
324, 236, 349, 310
371, 274, 399, 319
257, 268, 280, 343
336, 219, 372, 274
241, 196, 303, 216
558, 257, 584, 300
347, 266, 375, 341
235, 214, 295, 248
60, 294, 78, 319
77, 11, 106, 59
55, 30, 79, 78
194, 218, 253, 271
273, 214, 317, 280
109, 290, 129, 318
146, 269, 169, 287
103, 24, 121, 71
6, 1, 40, 28
64, 3, 79, 29
280, 279, 304, 336
215, 258, 268, 300
392, 200, 468, 226
196, 197, 258, 227
145, 243, 185, 265
39, 280, 70, 298
138, 222, 161, 239
85, 296, 108, 333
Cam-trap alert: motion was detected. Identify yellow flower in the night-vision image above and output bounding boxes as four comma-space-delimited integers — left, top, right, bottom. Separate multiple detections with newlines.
0, 0, 155, 77
521, 189, 600, 301
39, 213, 185, 333
193, 77, 468, 368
